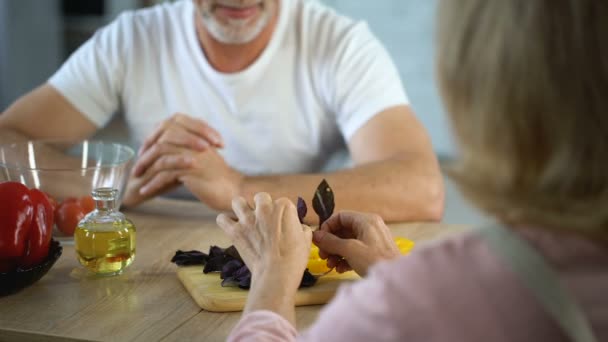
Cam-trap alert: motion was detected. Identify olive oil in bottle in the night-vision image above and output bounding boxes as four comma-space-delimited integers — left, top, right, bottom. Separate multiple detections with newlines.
74, 188, 136, 276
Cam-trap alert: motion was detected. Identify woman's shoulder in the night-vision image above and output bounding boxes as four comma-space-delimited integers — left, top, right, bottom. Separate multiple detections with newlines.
367, 226, 608, 341
363, 229, 573, 341
378, 229, 501, 275
377, 225, 608, 282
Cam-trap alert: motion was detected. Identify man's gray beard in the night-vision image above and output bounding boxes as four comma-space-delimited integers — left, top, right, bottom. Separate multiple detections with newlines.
200, 9, 270, 44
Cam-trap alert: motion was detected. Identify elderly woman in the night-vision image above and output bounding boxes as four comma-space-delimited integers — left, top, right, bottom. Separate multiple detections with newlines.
217, 0, 608, 341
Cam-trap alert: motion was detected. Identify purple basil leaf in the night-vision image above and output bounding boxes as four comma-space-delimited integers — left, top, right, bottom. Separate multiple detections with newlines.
221, 259, 244, 279
297, 197, 307, 223
170, 250, 209, 266
208, 246, 225, 258
233, 265, 251, 279
312, 179, 335, 227
224, 245, 242, 262
234, 265, 252, 289
221, 277, 240, 287
238, 273, 252, 289
300, 269, 318, 288
203, 255, 230, 273
185, 245, 319, 291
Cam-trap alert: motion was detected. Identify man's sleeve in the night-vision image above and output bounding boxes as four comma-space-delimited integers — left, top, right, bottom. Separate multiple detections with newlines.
325, 22, 409, 141
48, 12, 132, 128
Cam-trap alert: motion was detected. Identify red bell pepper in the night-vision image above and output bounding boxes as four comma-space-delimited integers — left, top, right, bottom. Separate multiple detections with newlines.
0, 182, 34, 259
0, 182, 55, 272
19, 189, 54, 268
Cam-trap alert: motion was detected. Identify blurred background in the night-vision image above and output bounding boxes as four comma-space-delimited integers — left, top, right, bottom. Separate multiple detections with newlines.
0, 0, 485, 224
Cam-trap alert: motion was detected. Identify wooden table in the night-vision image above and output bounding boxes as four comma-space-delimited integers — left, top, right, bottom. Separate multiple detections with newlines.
0, 199, 467, 342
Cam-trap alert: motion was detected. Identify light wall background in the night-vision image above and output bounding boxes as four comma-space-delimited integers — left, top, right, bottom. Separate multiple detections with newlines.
0, 0, 63, 111
322, 0, 456, 157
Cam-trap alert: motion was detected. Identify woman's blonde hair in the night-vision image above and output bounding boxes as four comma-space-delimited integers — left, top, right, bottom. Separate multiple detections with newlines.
437, 0, 608, 232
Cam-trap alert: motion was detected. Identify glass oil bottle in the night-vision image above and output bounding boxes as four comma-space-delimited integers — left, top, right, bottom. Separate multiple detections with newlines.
74, 188, 136, 276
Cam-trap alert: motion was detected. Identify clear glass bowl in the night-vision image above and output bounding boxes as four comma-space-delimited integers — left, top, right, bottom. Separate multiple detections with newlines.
0, 140, 135, 238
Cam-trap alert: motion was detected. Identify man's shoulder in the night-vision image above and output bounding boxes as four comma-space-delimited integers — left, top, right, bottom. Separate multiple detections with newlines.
108, 0, 191, 37
293, 0, 362, 39
294, 0, 352, 25
93, 0, 192, 56
290, 0, 376, 57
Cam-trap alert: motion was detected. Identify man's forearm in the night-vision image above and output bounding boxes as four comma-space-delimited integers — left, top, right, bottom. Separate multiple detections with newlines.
0, 126, 30, 145
237, 159, 444, 224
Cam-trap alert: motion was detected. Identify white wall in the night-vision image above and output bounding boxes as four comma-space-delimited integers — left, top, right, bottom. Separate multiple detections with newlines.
0, 0, 63, 110
0, 0, 138, 111
106, 0, 140, 20
0, 2, 7, 106
322, 0, 456, 157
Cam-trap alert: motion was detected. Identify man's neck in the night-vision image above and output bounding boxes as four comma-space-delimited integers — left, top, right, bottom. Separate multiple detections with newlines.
195, 8, 279, 73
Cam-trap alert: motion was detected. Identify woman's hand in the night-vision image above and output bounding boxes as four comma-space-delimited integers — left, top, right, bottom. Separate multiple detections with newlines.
313, 211, 400, 277
217, 193, 312, 324
216, 193, 312, 291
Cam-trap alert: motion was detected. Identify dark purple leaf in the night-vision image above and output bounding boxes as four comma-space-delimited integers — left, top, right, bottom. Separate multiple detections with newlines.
224, 245, 242, 262
233, 265, 251, 279
229, 265, 253, 289
170, 250, 208, 266
208, 246, 225, 258
173, 245, 320, 290
312, 179, 335, 227
221, 259, 244, 279
204, 255, 231, 273
238, 273, 252, 289
301, 269, 317, 287
297, 197, 307, 223
221, 277, 240, 287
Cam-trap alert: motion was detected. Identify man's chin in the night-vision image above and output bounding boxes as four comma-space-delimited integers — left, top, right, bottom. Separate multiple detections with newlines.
209, 29, 261, 44
205, 17, 269, 44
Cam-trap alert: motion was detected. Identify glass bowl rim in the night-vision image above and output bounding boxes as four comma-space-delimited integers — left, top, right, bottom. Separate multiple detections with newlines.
0, 139, 135, 172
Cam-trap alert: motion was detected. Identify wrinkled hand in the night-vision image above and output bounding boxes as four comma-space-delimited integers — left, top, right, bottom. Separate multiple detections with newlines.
123, 144, 243, 210
312, 211, 400, 277
122, 113, 226, 208
122, 144, 192, 207
178, 148, 244, 210
134, 113, 223, 177
216, 193, 312, 289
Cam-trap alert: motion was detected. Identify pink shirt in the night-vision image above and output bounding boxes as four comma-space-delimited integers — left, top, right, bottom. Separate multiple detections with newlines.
228, 229, 608, 341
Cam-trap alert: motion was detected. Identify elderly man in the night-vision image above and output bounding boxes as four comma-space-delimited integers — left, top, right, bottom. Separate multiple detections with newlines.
0, 0, 443, 222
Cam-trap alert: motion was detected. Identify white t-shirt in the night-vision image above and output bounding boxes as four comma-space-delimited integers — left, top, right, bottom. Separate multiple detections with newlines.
49, 0, 408, 175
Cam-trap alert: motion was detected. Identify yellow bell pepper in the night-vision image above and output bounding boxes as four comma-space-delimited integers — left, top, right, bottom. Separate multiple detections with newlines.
307, 237, 415, 275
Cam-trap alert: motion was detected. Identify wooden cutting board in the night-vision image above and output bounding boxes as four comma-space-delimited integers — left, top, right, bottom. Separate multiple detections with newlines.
177, 266, 360, 312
